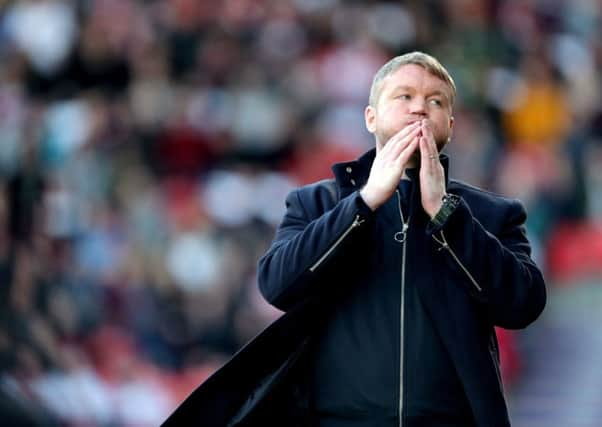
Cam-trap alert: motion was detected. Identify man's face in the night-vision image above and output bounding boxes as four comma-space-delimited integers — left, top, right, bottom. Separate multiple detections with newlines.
365, 64, 454, 156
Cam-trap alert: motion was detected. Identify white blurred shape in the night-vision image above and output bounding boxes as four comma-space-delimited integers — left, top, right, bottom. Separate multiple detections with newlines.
485, 67, 525, 111
202, 170, 296, 227
113, 378, 172, 427
203, 170, 254, 227
367, 4, 415, 48
5, 0, 77, 75
165, 231, 222, 292
253, 172, 297, 225
31, 369, 114, 425
230, 88, 290, 149
549, 34, 599, 117
44, 100, 92, 165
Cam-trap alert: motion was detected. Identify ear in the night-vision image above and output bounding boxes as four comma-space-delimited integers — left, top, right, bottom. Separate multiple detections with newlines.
448, 115, 454, 138
365, 105, 376, 134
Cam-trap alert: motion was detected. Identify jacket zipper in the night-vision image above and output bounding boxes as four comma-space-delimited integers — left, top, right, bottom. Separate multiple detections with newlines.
309, 214, 364, 272
395, 189, 410, 427
432, 230, 482, 292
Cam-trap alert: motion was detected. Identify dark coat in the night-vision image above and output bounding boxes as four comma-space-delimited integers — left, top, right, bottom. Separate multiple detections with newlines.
161, 149, 546, 427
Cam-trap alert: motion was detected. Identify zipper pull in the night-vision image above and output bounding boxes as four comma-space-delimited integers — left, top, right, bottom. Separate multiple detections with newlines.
394, 189, 410, 243
394, 221, 409, 243
394, 231, 406, 244
353, 215, 365, 227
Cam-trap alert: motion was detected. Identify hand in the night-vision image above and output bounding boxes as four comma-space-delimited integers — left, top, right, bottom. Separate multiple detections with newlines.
360, 122, 421, 210
419, 120, 446, 218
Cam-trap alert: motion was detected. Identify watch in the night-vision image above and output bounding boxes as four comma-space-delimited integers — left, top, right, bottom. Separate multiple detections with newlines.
431, 193, 460, 227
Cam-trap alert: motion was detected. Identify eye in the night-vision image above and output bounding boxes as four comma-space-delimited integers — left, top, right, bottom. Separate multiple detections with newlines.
396, 93, 411, 100
429, 98, 443, 107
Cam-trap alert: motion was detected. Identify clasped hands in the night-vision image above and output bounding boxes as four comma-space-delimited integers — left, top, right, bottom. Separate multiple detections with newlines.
360, 120, 446, 219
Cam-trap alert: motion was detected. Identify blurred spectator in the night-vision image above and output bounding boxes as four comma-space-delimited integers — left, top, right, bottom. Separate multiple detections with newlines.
501, 54, 571, 147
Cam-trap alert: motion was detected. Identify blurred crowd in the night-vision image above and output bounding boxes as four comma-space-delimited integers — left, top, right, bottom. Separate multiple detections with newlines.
1, 0, 602, 426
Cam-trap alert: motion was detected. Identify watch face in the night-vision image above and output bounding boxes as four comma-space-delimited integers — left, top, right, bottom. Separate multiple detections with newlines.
443, 194, 459, 205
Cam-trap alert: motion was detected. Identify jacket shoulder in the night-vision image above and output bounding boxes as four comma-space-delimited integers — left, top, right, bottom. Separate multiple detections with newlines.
296, 178, 338, 198
449, 179, 526, 227
293, 178, 339, 217
449, 179, 522, 209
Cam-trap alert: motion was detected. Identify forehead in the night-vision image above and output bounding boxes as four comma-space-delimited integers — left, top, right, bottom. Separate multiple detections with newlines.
380, 64, 451, 96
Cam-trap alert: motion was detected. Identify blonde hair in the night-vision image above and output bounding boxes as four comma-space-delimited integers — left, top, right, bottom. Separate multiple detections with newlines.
369, 51, 456, 107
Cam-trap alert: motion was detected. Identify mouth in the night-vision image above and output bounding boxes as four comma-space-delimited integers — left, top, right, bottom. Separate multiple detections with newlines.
406, 119, 422, 125
404, 119, 424, 136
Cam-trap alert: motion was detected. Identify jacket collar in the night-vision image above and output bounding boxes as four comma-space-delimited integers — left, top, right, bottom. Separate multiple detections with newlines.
332, 147, 451, 191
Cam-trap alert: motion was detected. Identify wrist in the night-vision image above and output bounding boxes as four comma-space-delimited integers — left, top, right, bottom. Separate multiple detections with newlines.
359, 186, 380, 211
427, 199, 444, 219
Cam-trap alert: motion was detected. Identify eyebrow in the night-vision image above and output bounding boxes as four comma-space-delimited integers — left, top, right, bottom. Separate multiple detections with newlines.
389, 85, 450, 102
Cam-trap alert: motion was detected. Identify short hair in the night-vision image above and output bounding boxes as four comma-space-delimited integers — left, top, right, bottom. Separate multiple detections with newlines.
368, 51, 456, 107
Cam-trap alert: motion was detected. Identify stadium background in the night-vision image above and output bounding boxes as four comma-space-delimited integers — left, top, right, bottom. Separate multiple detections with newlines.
1, 0, 601, 425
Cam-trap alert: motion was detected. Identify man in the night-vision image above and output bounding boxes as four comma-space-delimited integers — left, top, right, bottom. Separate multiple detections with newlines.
256, 52, 546, 427
160, 52, 546, 427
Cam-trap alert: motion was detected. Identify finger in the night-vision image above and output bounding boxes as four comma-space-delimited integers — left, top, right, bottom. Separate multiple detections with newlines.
382, 121, 421, 156
394, 121, 422, 142
420, 124, 440, 167
394, 136, 419, 168
419, 136, 432, 173
388, 125, 422, 160
421, 121, 438, 159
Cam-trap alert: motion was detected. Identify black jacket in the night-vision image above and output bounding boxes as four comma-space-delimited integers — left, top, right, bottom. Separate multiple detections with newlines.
161, 149, 546, 427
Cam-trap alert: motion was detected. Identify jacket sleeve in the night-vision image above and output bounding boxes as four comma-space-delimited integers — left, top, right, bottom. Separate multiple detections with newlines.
257, 188, 373, 312
426, 196, 546, 329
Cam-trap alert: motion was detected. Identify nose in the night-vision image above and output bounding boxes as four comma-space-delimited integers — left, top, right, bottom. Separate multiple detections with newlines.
409, 97, 427, 116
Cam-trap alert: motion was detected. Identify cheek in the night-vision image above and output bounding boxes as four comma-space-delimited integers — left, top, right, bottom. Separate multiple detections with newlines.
433, 114, 452, 131
380, 105, 406, 126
